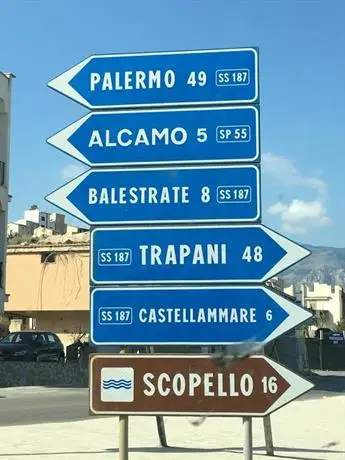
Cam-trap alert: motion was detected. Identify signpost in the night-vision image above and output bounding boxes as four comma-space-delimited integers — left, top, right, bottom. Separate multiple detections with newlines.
89, 354, 314, 416
47, 106, 260, 167
47, 46, 313, 460
90, 285, 313, 346
45, 165, 261, 225
48, 48, 259, 109
90, 224, 310, 285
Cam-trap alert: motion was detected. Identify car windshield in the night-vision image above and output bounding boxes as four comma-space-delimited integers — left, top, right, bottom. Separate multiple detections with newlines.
1, 332, 43, 344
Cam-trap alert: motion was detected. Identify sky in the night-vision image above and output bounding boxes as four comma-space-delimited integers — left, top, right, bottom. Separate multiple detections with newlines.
1, 0, 345, 247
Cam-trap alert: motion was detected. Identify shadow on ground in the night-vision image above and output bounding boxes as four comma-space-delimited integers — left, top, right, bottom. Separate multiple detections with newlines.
308, 372, 345, 393
0, 444, 343, 459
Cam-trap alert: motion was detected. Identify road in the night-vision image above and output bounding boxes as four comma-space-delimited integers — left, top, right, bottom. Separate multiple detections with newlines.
0, 372, 344, 427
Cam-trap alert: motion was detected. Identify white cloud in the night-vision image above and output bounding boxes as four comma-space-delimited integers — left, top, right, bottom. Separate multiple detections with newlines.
267, 199, 331, 235
262, 152, 327, 197
61, 164, 87, 180
262, 153, 331, 235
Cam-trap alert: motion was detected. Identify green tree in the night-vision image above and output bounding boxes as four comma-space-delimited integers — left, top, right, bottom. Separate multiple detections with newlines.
0, 314, 9, 339
334, 319, 345, 332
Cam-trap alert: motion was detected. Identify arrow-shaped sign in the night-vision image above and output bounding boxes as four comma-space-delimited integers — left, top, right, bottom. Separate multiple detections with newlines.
47, 106, 260, 167
91, 225, 310, 284
90, 286, 313, 346
48, 48, 258, 110
89, 354, 314, 416
45, 165, 260, 226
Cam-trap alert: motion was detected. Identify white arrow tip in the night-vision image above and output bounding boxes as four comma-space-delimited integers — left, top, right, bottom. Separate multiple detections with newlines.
262, 226, 311, 281
263, 287, 313, 343
47, 57, 93, 108
46, 114, 92, 166
45, 171, 91, 225
263, 356, 314, 416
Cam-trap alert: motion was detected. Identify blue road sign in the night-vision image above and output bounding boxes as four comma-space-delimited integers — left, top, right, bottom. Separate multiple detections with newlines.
47, 106, 260, 167
90, 286, 313, 346
90, 225, 310, 285
45, 165, 261, 225
48, 48, 259, 109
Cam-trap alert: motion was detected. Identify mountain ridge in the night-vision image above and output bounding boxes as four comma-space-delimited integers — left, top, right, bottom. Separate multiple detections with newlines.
280, 242, 345, 288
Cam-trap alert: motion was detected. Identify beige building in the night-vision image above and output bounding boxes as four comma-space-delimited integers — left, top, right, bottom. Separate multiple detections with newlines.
0, 72, 14, 313
5, 242, 89, 346
285, 282, 345, 329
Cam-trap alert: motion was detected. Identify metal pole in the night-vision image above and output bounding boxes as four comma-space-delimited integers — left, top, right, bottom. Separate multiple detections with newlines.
243, 417, 253, 460
118, 347, 129, 459
319, 330, 324, 371
119, 414, 129, 460
147, 345, 168, 447
156, 414, 168, 447
263, 415, 274, 456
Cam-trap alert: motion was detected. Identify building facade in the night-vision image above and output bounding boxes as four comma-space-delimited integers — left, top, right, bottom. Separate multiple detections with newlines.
284, 283, 345, 329
5, 242, 89, 346
0, 72, 14, 313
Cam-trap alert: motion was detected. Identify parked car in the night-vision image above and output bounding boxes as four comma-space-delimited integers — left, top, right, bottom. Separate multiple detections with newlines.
0, 330, 65, 362
314, 328, 334, 339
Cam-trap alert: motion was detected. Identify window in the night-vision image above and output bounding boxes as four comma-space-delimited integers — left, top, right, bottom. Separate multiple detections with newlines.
0, 162, 5, 186
47, 334, 57, 344
33, 334, 46, 345
1, 332, 15, 343
40, 253, 56, 264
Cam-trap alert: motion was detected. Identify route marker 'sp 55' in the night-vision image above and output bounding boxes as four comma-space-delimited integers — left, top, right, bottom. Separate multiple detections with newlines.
47, 106, 260, 167
48, 48, 258, 109
89, 354, 314, 416
45, 165, 261, 226
90, 224, 310, 285
90, 285, 313, 346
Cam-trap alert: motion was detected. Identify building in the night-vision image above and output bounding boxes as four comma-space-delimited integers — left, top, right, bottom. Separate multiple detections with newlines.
7, 205, 88, 238
0, 72, 14, 314
5, 240, 89, 346
284, 283, 345, 330
7, 221, 27, 238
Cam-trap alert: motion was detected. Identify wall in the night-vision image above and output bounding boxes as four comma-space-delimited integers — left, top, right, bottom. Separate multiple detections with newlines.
35, 310, 89, 347
6, 248, 89, 312
33, 227, 54, 238
0, 73, 13, 313
49, 213, 66, 234
0, 362, 88, 388
24, 209, 40, 224
285, 283, 344, 327
7, 222, 26, 237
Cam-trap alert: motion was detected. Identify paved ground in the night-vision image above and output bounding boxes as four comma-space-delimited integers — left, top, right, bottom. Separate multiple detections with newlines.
0, 393, 344, 459
0, 370, 344, 426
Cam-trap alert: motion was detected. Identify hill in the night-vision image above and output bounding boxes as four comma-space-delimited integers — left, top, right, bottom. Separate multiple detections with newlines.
281, 243, 345, 288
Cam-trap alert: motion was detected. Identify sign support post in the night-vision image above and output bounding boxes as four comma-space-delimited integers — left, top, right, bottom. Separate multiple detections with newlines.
146, 345, 168, 447
118, 347, 129, 460
243, 417, 253, 460
119, 414, 129, 460
263, 415, 274, 456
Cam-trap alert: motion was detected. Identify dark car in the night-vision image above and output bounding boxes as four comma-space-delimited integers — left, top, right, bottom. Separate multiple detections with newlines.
314, 328, 334, 339
0, 330, 65, 362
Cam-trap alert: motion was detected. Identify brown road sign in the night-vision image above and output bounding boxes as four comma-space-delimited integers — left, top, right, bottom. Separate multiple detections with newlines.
89, 354, 314, 416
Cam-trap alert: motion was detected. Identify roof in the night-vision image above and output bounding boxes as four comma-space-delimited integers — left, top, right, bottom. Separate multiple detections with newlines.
7, 330, 58, 334
8, 230, 91, 253
7, 242, 89, 254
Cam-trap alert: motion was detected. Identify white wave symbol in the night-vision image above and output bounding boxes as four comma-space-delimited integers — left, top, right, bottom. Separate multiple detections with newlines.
102, 379, 132, 390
